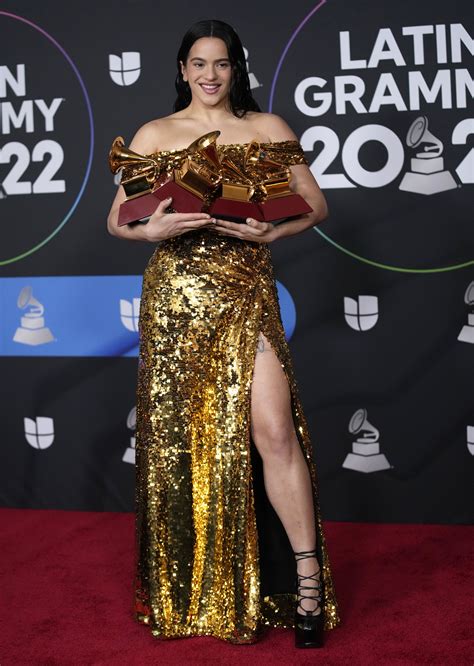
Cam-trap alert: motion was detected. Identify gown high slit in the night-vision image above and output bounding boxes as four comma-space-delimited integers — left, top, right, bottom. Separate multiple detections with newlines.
132, 140, 341, 643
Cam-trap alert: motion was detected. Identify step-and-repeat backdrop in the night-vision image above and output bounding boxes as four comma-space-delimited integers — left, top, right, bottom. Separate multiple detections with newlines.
1, 1, 472, 523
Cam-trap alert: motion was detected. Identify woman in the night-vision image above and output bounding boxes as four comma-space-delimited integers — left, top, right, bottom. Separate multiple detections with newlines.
107, 19, 341, 648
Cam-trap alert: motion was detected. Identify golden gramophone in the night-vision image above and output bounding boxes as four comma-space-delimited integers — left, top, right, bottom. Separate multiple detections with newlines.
175, 131, 222, 198
108, 132, 223, 226
219, 155, 255, 201
209, 140, 312, 223
109, 131, 312, 225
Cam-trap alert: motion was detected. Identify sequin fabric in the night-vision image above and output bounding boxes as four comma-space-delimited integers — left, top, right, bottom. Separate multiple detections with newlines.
133, 140, 341, 643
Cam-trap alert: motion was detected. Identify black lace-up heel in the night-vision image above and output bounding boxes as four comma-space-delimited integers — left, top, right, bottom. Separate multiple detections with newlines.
294, 548, 325, 648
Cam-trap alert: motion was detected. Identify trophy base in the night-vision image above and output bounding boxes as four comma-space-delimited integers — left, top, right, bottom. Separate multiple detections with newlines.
118, 182, 204, 226
458, 324, 474, 344
21, 315, 45, 329
399, 170, 457, 195
209, 193, 312, 223
122, 446, 136, 465
342, 452, 391, 473
13, 327, 54, 345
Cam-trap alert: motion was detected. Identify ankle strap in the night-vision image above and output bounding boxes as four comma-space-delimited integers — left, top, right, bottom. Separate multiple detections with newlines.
294, 548, 317, 561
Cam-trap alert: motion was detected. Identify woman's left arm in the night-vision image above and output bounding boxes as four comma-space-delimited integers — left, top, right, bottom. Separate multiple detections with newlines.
213, 113, 328, 243
272, 161, 328, 240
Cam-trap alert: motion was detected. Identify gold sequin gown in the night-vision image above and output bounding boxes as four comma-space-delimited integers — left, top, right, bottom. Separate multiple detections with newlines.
132, 139, 341, 643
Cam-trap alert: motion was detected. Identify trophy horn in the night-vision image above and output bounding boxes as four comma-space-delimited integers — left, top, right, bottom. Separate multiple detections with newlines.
220, 155, 253, 184
406, 115, 443, 159
186, 130, 222, 171
245, 140, 289, 177
108, 136, 159, 174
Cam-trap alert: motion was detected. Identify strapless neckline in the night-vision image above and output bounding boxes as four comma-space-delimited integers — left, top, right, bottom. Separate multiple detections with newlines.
148, 139, 301, 158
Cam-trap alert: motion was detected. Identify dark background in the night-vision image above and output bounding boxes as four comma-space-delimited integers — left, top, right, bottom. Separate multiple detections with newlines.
0, 0, 473, 523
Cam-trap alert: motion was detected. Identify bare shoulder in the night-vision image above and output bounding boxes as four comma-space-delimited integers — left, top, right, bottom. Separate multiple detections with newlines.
127, 119, 163, 155
128, 114, 185, 154
248, 111, 299, 142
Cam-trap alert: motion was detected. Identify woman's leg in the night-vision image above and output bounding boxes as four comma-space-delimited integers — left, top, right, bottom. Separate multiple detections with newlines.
250, 333, 321, 615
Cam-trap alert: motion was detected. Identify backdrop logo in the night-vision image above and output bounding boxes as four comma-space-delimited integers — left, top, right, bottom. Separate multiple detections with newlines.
109, 52, 141, 86
13, 285, 55, 345
344, 295, 378, 331
398, 115, 457, 194
243, 47, 261, 90
458, 281, 474, 344
0, 12, 93, 266
343, 408, 392, 473
123, 406, 136, 465
467, 426, 474, 456
120, 297, 141, 332
24, 416, 54, 449
270, 6, 473, 272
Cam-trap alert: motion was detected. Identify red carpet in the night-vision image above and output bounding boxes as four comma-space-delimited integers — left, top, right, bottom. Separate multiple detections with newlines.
0, 509, 472, 665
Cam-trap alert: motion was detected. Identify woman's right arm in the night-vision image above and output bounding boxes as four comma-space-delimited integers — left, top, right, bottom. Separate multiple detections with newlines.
106, 122, 213, 242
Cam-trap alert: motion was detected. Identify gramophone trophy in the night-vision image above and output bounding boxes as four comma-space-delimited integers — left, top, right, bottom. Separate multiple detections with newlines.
109, 137, 166, 226
457, 281, 474, 344
399, 116, 457, 195
209, 140, 313, 222
174, 131, 222, 200
342, 408, 391, 473
108, 132, 222, 226
13, 286, 54, 346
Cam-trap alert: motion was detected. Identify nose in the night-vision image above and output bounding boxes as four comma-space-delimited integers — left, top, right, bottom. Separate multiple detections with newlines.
202, 65, 218, 80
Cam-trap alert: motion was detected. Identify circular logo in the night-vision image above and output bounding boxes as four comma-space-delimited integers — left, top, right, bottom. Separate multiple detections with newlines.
277, 280, 297, 339
0, 12, 94, 266
269, 3, 473, 273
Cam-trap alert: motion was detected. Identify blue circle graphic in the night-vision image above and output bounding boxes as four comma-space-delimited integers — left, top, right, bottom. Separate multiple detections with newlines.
277, 280, 297, 340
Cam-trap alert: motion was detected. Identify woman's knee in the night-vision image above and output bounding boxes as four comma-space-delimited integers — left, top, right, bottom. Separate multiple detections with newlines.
252, 422, 298, 464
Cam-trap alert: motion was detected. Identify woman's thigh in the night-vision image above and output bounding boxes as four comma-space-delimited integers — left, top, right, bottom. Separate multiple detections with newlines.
250, 332, 297, 454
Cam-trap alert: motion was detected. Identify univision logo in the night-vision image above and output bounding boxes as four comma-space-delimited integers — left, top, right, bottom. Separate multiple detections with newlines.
24, 416, 54, 449
120, 298, 140, 332
109, 52, 141, 86
344, 295, 378, 331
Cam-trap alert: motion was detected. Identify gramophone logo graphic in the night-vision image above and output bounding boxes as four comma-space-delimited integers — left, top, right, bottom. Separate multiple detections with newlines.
13, 286, 55, 346
399, 115, 457, 195
457, 281, 474, 344
343, 408, 391, 473
122, 406, 136, 464
243, 46, 261, 90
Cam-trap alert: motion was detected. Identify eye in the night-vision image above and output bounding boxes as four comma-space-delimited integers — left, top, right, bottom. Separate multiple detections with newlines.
193, 62, 204, 68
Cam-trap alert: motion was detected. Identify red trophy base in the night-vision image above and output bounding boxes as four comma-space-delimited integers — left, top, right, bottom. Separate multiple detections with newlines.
209, 193, 312, 223
118, 181, 204, 226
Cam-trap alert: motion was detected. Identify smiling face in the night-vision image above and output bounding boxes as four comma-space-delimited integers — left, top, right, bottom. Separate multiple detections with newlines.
180, 37, 232, 108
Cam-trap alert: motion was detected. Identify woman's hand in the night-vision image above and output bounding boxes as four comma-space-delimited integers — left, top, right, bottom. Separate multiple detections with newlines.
213, 217, 276, 243
144, 196, 216, 242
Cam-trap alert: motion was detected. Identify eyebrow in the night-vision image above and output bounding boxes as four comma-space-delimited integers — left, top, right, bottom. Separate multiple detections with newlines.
189, 57, 230, 63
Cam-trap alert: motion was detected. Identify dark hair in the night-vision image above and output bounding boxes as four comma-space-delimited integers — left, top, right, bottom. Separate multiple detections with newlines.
173, 19, 261, 117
